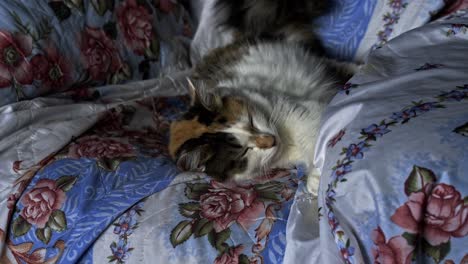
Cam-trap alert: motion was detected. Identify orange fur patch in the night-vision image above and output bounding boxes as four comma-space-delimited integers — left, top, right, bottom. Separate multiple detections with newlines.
169, 118, 223, 158
169, 97, 247, 159
222, 97, 245, 122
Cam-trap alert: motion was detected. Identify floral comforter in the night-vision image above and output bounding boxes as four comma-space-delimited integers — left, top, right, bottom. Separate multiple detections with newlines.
0, 0, 193, 107
0, 68, 302, 264
0, 1, 302, 263
0, 4, 467, 264
285, 10, 468, 264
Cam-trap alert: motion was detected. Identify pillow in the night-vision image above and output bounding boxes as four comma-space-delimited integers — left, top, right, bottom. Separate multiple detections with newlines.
0, 0, 194, 107
316, 0, 446, 62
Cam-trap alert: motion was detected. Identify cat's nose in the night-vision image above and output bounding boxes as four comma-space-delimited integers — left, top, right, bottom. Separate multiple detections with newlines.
254, 134, 276, 149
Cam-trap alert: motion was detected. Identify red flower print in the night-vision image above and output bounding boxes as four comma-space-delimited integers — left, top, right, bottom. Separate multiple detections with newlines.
328, 129, 346, 148
424, 184, 468, 245
80, 27, 122, 81
200, 181, 265, 232
116, 0, 154, 55
391, 183, 468, 246
0, 30, 33, 88
214, 245, 244, 264
371, 227, 414, 264
391, 188, 427, 233
20, 179, 66, 228
68, 135, 135, 159
31, 44, 72, 90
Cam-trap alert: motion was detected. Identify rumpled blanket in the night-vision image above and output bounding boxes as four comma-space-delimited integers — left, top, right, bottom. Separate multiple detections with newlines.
0, 4, 467, 264
286, 9, 468, 264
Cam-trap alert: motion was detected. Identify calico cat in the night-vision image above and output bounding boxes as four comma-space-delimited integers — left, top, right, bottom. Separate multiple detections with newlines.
169, 0, 358, 195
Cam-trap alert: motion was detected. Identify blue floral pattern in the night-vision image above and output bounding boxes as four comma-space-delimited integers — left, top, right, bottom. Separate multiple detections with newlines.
314, 0, 442, 61
331, 163, 352, 183
438, 85, 468, 101
324, 84, 468, 263
110, 240, 132, 263
446, 23, 468, 36
3, 96, 182, 263
344, 142, 369, 160
3, 95, 300, 264
108, 202, 144, 263
372, 0, 409, 50
360, 124, 391, 140
0, 0, 193, 107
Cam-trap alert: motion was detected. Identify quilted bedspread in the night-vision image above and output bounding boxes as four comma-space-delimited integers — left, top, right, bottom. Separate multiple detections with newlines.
0, 70, 303, 264
303, 10, 468, 264
0, 5, 467, 264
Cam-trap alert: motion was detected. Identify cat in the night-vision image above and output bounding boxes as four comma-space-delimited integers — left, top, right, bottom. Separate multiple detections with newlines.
169, 0, 358, 195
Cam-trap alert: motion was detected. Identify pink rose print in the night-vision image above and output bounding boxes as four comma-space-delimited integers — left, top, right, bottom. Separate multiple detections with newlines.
117, 0, 154, 55
31, 44, 72, 90
200, 181, 265, 232
390, 188, 427, 233
214, 245, 244, 264
391, 183, 468, 246
371, 227, 414, 264
0, 30, 33, 88
80, 27, 122, 81
424, 184, 468, 245
68, 135, 135, 159
20, 179, 66, 228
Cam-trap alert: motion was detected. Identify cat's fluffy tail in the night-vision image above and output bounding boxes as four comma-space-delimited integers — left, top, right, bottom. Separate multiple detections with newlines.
213, 0, 328, 49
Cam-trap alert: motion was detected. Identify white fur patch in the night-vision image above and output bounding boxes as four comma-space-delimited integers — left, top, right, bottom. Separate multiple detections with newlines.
205, 42, 349, 190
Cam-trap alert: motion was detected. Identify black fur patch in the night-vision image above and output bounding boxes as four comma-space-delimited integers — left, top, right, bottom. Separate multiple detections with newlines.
217, 117, 227, 124
176, 133, 248, 181
182, 104, 219, 126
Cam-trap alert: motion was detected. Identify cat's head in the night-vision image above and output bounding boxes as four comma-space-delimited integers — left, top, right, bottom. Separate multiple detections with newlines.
169, 79, 280, 181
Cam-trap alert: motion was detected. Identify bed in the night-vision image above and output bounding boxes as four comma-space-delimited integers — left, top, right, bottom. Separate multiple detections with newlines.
0, 1, 467, 263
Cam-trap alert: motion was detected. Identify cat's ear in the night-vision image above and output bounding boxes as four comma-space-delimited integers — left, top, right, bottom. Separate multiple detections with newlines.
176, 144, 214, 172
186, 78, 222, 110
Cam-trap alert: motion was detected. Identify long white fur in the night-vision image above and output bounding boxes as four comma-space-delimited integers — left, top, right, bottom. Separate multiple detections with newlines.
211, 42, 344, 195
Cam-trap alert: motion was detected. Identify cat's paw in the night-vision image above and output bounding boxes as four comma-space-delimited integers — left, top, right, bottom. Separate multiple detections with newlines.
305, 168, 321, 197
